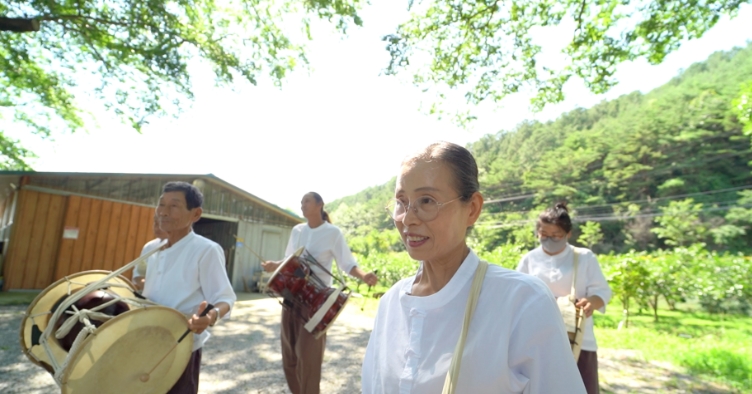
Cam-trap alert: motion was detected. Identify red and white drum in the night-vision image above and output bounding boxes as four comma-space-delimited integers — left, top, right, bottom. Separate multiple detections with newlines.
266, 247, 350, 339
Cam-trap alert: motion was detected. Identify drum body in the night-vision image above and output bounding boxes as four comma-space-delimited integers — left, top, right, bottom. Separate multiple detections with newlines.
266, 247, 350, 339
20, 270, 192, 393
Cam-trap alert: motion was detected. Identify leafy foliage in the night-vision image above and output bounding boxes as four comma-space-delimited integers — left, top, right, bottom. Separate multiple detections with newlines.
577, 221, 603, 249
651, 199, 708, 247
383, 0, 751, 121
0, 0, 364, 168
735, 80, 752, 134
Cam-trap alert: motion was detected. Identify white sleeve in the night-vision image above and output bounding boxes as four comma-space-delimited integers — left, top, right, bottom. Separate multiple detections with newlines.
584, 252, 612, 313
133, 242, 151, 278
508, 290, 587, 394
516, 254, 529, 273
197, 244, 237, 317
332, 229, 358, 276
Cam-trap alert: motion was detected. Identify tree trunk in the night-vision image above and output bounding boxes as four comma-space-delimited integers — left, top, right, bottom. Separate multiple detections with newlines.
0, 17, 40, 32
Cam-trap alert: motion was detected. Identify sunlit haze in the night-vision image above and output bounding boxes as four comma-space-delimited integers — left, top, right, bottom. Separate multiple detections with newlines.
10, 2, 752, 213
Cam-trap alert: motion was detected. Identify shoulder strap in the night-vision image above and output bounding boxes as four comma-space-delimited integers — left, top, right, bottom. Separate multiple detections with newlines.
570, 247, 579, 303
442, 260, 489, 394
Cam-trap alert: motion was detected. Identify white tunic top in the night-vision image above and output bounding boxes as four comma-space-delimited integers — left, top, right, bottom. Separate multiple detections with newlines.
143, 231, 237, 351
133, 237, 163, 278
284, 222, 359, 287
517, 244, 612, 351
361, 250, 586, 394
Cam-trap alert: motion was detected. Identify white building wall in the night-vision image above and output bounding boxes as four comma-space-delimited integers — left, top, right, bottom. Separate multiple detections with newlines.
232, 220, 292, 292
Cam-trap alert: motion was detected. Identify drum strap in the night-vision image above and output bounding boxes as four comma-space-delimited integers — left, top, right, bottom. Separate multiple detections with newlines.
570, 247, 580, 303
304, 285, 345, 334
441, 260, 489, 394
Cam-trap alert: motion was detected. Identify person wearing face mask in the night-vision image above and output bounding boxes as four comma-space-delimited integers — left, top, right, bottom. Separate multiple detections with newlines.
516, 202, 612, 394
362, 142, 586, 394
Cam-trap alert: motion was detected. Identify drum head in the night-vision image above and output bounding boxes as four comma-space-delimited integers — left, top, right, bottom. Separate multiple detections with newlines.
266, 246, 306, 292
60, 306, 193, 394
20, 271, 137, 373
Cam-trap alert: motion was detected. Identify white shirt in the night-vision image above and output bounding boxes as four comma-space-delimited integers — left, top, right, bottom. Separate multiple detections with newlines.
361, 250, 586, 394
133, 238, 163, 278
517, 244, 612, 351
143, 231, 237, 351
284, 222, 358, 287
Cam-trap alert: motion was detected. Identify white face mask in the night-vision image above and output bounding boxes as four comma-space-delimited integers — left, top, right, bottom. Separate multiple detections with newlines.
540, 236, 568, 254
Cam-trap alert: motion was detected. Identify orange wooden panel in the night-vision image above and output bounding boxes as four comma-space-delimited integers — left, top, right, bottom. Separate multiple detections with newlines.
80, 198, 103, 272
134, 207, 153, 258
123, 205, 141, 264
22, 192, 51, 289
91, 200, 113, 270
103, 202, 123, 271
54, 195, 82, 279
69, 196, 93, 274
34, 194, 65, 288
113, 204, 132, 268
4, 189, 35, 289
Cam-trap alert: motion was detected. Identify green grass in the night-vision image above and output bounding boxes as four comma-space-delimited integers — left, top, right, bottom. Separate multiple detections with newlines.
0, 290, 40, 306
594, 299, 752, 392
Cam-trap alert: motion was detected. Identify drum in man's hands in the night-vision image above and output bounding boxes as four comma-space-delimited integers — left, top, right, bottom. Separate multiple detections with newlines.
20, 271, 137, 372
266, 247, 350, 339
20, 270, 193, 393
59, 306, 193, 394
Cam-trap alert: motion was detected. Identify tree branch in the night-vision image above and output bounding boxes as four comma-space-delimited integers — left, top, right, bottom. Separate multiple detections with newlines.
0, 17, 40, 32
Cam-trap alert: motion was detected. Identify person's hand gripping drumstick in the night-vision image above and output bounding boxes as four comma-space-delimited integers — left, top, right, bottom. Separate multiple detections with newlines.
139, 302, 214, 383
360, 270, 378, 311
262, 260, 280, 273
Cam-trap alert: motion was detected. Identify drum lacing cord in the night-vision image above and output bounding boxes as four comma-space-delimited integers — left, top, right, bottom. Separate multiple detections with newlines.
37, 240, 168, 386
55, 298, 123, 340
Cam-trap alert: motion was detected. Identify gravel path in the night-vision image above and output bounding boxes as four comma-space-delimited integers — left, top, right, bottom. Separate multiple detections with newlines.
0, 294, 371, 394
0, 294, 737, 394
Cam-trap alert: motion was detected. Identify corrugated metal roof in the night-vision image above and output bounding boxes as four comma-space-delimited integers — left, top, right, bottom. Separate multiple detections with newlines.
0, 171, 303, 224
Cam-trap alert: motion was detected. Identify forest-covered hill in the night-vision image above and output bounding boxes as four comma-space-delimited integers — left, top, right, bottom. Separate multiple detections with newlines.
327, 43, 752, 254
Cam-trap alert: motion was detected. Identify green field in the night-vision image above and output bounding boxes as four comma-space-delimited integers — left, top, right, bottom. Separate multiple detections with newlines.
594, 300, 751, 392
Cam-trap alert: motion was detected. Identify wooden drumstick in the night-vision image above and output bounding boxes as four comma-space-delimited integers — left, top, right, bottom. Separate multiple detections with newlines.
233, 234, 266, 262
139, 303, 214, 383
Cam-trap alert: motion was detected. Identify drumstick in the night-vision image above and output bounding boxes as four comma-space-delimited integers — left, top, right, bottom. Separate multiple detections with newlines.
139, 303, 214, 383
233, 234, 266, 262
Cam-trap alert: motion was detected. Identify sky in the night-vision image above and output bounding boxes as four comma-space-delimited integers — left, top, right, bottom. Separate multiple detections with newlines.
11, 2, 752, 213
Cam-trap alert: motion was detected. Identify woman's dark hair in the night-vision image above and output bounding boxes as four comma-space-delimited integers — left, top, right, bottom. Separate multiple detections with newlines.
402, 141, 479, 201
537, 202, 573, 233
308, 192, 331, 223
162, 181, 204, 210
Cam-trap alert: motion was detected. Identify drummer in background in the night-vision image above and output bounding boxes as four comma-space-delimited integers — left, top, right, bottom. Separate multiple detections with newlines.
131, 215, 168, 291
262, 191, 378, 394
361, 141, 586, 393
143, 181, 237, 394
517, 202, 612, 394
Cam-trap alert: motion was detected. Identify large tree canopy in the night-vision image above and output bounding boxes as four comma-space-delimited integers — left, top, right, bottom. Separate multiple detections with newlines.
0, 0, 363, 169
2, 0, 751, 169
383, 0, 751, 122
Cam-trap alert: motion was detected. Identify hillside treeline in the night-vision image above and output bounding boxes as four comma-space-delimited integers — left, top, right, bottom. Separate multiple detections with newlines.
329, 44, 752, 256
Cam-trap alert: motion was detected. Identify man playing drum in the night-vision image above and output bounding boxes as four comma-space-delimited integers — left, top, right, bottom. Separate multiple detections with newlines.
143, 181, 237, 394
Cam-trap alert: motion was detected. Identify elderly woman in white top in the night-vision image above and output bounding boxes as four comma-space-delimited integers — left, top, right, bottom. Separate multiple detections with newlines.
361, 141, 586, 394
517, 202, 612, 394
